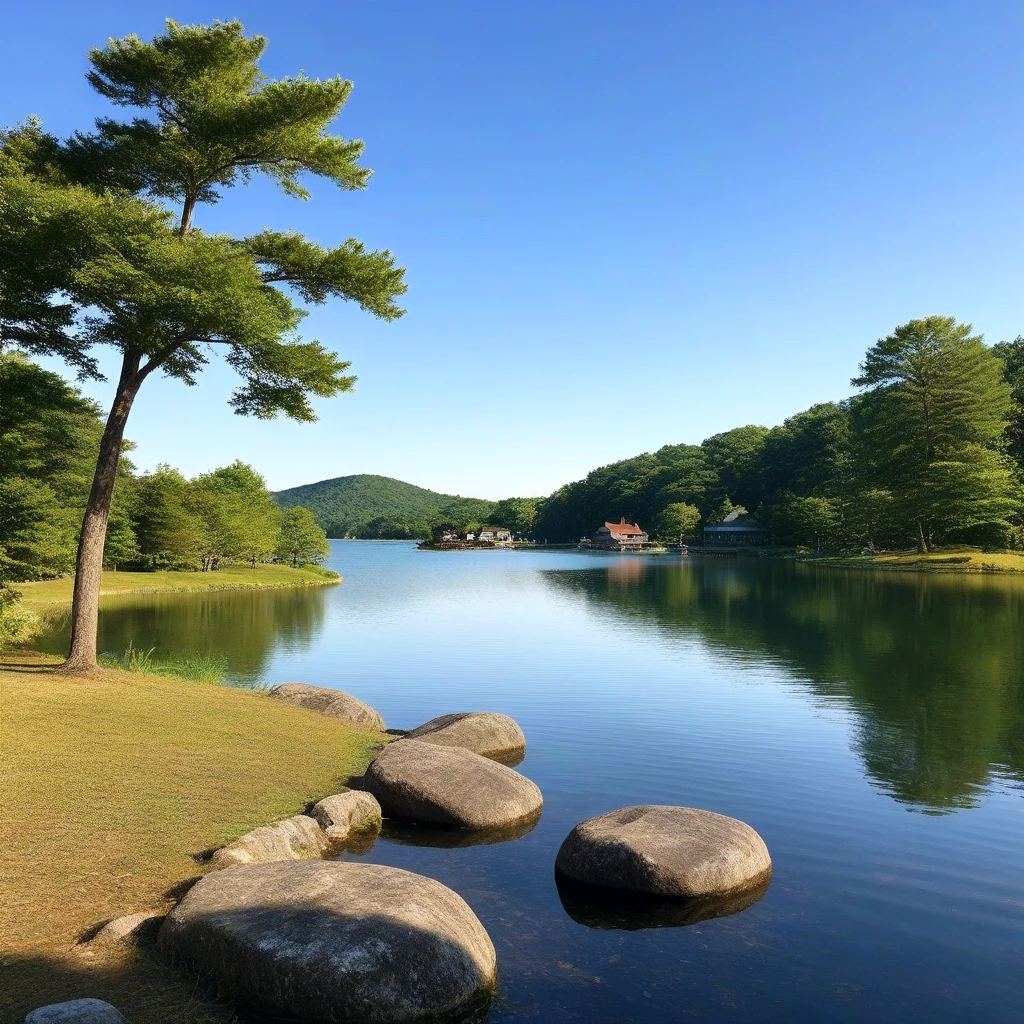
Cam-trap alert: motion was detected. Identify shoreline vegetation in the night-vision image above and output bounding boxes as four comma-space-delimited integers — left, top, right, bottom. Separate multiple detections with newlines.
15, 563, 340, 612
0, 652, 385, 1021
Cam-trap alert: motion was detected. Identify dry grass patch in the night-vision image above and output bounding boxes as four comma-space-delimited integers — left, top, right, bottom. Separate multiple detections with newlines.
827, 549, 1024, 573
0, 655, 383, 1022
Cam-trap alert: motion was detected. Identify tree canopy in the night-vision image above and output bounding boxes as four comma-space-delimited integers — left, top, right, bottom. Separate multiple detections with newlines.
0, 19, 406, 669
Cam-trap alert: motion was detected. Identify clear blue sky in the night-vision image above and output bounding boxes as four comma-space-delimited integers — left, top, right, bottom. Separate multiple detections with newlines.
2, 1, 1022, 498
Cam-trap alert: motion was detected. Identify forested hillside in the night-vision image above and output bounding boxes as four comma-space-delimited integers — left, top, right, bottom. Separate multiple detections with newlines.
274, 475, 497, 539
536, 320, 1024, 551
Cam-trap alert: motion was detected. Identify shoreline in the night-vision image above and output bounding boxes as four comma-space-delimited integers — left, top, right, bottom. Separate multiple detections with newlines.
798, 552, 1024, 575
0, 652, 383, 1021
16, 564, 341, 611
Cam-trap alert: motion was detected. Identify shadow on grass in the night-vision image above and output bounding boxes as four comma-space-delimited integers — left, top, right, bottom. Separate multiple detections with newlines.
0, 943, 238, 1024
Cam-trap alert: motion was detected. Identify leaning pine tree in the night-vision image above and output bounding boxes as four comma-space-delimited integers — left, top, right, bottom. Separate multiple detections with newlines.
0, 20, 406, 671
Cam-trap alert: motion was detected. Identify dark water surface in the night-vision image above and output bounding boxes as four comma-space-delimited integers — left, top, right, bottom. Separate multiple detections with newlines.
37, 543, 1024, 1022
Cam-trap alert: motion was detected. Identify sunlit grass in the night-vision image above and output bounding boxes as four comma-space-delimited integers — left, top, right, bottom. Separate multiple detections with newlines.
0, 653, 383, 1021
818, 548, 1024, 573
16, 563, 340, 611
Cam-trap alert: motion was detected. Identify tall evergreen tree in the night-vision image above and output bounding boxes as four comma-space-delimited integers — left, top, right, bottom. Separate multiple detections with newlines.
993, 336, 1024, 473
852, 316, 1015, 550
0, 21, 406, 670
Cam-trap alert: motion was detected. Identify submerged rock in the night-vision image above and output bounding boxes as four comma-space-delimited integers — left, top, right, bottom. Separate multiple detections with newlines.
159, 860, 496, 1024
268, 682, 385, 731
555, 805, 771, 898
556, 872, 771, 930
310, 790, 383, 840
209, 814, 330, 870
364, 739, 543, 830
24, 1000, 126, 1023
404, 712, 526, 762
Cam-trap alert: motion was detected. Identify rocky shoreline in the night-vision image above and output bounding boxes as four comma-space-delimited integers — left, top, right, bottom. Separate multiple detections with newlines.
30, 683, 771, 1024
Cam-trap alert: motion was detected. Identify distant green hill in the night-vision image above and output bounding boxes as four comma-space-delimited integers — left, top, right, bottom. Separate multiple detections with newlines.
273, 474, 496, 539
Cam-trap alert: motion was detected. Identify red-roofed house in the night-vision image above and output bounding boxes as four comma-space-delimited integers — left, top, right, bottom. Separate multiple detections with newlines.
592, 518, 649, 551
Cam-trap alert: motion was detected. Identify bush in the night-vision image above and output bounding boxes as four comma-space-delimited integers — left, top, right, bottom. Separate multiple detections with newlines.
0, 592, 39, 652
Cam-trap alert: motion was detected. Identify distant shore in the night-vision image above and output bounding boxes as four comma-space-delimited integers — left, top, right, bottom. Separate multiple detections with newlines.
414, 540, 1024, 573
801, 550, 1024, 574
16, 564, 340, 610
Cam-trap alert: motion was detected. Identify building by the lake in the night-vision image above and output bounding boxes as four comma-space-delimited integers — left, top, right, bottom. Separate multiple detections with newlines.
702, 510, 769, 547
478, 526, 513, 544
592, 518, 649, 551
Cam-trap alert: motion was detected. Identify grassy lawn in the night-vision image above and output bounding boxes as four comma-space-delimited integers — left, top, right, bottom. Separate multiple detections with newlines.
0, 654, 383, 1023
16, 563, 339, 611
814, 548, 1024, 573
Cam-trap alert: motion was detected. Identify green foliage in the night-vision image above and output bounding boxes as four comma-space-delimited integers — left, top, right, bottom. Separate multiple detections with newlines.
99, 640, 228, 682
193, 461, 281, 569
489, 497, 540, 536
0, 562, 38, 652
0, 20, 406, 415
534, 317, 1020, 552
852, 316, 1016, 548
275, 474, 496, 538
2, 19, 406, 666
276, 506, 330, 566
534, 443, 715, 543
993, 336, 1024, 472
654, 503, 702, 543
766, 495, 841, 551
132, 465, 203, 568
0, 597, 38, 652
0, 353, 136, 578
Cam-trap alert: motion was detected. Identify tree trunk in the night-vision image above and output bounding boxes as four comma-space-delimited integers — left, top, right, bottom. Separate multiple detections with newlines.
916, 520, 927, 554
63, 352, 143, 673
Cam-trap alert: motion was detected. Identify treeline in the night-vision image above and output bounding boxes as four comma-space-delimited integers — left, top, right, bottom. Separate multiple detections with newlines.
535, 318, 1024, 552
0, 353, 329, 582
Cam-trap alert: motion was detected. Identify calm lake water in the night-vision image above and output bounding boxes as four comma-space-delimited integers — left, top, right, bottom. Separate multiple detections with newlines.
38, 543, 1024, 1022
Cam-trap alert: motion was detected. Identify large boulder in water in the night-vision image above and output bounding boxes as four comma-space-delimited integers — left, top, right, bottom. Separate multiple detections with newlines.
159, 860, 496, 1024
404, 712, 526, 762
310, 790, 383, 840
24, 1001, 126, 1023
209, 814, 330, 870
267, 682, 385, 731
364, 739, 542, 830
555, 805, 771, 898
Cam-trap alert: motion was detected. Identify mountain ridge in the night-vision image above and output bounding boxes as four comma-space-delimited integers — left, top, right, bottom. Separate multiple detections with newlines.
274, 473, 496, 538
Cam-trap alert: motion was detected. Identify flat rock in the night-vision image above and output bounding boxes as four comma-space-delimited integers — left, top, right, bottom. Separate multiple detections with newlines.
209, 814, 330, 870
24, 1000, 126, 1023
404, 712, 526, 761
268, 682, 385, 731
86, 910, 164, 946
310, 790, 383, 840
364, 739, 543, 830
159, 860, 496, 1024
555, 805, 771, 898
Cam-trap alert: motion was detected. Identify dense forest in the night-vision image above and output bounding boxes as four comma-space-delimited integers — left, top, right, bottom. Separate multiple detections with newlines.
0, 353, 330, 586
276, 318, 1024, 551
535, 319, 1024, 551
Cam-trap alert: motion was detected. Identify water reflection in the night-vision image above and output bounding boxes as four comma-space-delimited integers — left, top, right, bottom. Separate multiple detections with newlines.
380, 817, 541, 849
543, 559, 1024, 812
36, 586, 331, 683
555, 873, 771, 931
